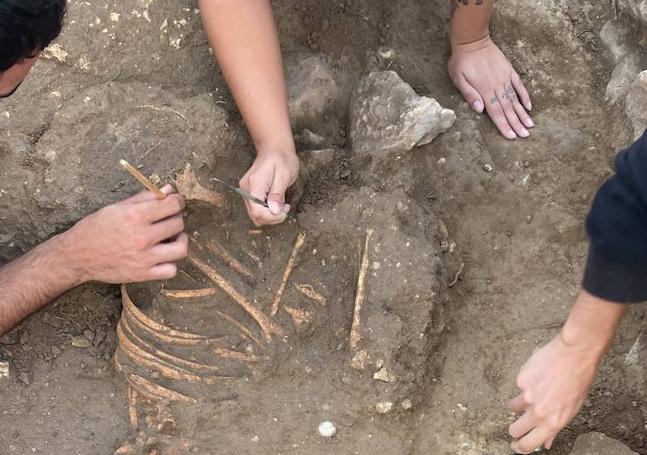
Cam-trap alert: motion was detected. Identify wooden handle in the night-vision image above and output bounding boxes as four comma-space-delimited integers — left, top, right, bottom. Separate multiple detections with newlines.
119, 159, 166, 199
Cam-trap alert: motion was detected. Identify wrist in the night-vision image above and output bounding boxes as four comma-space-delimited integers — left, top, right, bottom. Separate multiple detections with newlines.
255, 140, 297, 159
450, 34, 492, 54
54, 227, 91, 285
559, 291, 627, 356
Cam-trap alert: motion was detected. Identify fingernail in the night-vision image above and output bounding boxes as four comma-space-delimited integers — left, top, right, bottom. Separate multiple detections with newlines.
283, 204, 291, 214
268, 201, 282, 215
526, 118, 535, 128
526, 101, 532, 111
472, 100, 484, 113
506, 130, 517, 139
519, 128, 529, 138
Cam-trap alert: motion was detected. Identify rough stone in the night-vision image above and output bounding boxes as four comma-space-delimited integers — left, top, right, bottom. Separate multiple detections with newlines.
620, 0, 647, 25
626, 70, 647, 139
0, 361, 9, 379
285, 53, 340, 130
569, 432, 638, 455
599, 20, 631, 64
349, 71, 455, 174
605, 53, 642, 105
71, 336, 92, 348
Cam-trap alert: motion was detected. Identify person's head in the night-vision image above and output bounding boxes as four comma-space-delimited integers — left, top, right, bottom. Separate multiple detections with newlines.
0, 0, 66, 98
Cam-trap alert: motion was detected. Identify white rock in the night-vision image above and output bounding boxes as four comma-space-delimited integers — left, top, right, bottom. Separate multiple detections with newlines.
0, 361, 8, 379
626, 70, 647, 139
620, 0, 647, 25
318, 421, 337, 438
599, 20, 631, 64
606, 53, 641, 105
373, 367, 396, 383
350, 71, 455, 166
569, 432, 638, 455
375, 401, 394, 414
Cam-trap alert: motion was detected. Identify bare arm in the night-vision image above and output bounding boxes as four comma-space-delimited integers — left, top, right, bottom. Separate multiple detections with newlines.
0, 235, 81, 334
0, 186, 187, 336
448, 0, 534, 139
509, 291, 628, 453
198, 0, 299, 226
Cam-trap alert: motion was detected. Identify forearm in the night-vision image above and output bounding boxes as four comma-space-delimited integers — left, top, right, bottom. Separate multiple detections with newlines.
450, 0, 494, 48
560, 290, 628, 356
198, 0, 294, 154
0, 233, 82, 335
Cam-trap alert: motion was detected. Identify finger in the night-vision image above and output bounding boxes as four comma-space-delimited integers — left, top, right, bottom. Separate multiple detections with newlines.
498, 89, 529, 138
512, 71, 532, 111
150, 233, 189, 263
485, 94, 517, 140
510, 393, 529, 413
545, 435, 556, 450
455, 74, 485, 113
118, 184, 175, 205
509, 410, 536, 440
267, 170, 295, 215
511, 426, 553, 454
138, 194, 186, 223
246, 201, 288, 226
511, 94, 535, 130
147, 263, 178, 281
149, 214, 185, 244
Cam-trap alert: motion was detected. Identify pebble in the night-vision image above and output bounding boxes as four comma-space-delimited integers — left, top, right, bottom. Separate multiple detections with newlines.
318, 421, 337, 438
71, 336, 91, 348
373, 367, 396, 383
0, 361, 9, 379
376, 401, 394, 414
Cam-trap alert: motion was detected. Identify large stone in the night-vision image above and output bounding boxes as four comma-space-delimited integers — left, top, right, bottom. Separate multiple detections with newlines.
620, 0, 647, 25
349, 71, 455, 173
600, 20, 631, 64
569, 432, 637, 455
605, 53, 642, 105
626, 70, 647, 139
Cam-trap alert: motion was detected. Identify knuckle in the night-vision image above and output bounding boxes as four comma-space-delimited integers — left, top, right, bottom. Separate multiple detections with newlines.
490, 105, 503, 116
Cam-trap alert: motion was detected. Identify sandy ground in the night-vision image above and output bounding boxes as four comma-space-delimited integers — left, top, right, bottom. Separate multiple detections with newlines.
1, 0, 646, 454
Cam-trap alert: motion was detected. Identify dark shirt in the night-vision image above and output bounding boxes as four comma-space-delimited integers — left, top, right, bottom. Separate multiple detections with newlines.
584, 130, 647, 303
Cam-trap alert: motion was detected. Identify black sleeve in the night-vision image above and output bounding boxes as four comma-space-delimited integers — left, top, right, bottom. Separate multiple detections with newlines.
583, 130, 647, 303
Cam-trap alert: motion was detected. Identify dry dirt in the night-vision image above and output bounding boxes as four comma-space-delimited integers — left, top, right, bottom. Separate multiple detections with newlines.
1, 0, 647, 454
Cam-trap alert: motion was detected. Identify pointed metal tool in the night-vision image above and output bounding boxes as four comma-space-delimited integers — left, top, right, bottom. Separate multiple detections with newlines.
211, 177, 295, 220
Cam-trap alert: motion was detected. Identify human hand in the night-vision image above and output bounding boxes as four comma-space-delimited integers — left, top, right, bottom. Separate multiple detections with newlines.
239, 147, 300, 226
448, 36, 534, 140
63, 185, 188, 283
508, 333, 602, 453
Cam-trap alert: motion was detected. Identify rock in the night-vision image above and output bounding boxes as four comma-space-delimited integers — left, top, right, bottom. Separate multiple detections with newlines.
605, 53, 641, 105
620, 0, 647, 25
400, 399, 413, 411
599, 20, 631, 64
83, 329, 95, 342
318, 421, 337, 438
626, 70, 647, 139
373, 367, 397, 383
295, 129, 329, 149
0, 361, 9, 379
375, 401, 394, 414
349, 71, 455, 174
569, 432, 638, 455
71, 336, 91, 348
286, 53, 340, 130
301, 148, 336, 175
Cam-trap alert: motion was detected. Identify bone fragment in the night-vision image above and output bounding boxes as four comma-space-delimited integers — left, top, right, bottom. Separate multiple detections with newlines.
271, 231, 307, 316
176, 163, 225, 207
350, 229, 374, 358
128, 386, 139, 430
161, 288, 216, 298
205, 240, 254, 279
283, 305, 314, 333
295, 284, 327, 306
128, 374, 196, 404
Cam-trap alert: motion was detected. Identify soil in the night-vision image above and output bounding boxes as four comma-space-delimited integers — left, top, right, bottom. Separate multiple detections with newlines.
1, 0, 647, 454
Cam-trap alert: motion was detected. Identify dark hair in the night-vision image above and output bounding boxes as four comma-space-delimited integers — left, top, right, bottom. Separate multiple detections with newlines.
0, 0, 66, 72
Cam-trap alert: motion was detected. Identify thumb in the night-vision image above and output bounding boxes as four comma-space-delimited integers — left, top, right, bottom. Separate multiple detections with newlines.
266, 173, 291, 215
456, 75, 484, 113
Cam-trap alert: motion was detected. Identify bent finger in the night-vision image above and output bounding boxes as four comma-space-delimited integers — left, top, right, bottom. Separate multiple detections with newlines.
510, 393, 529, 413
511, 426, 553, 455
139, 194, 185, 223
147, 263, 178, 281
508, 410, 536, 440
118, 184, 176, 205
149, 215, 185, 244
150, 233, 189, 263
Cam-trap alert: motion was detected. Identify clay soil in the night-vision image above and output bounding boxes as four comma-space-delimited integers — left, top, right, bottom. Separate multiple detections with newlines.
1, 0, 646, 454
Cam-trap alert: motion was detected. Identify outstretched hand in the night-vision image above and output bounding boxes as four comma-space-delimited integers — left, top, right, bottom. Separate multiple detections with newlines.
449, 36, 534, 140
239, 148, 300, 226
